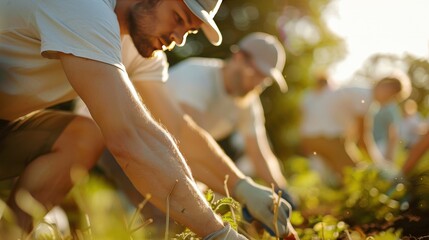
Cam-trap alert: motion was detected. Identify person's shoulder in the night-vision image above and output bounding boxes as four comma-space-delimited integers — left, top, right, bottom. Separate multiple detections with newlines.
102, 0, 116, 9
53, 0, 116, 16
78, 0, 116, 11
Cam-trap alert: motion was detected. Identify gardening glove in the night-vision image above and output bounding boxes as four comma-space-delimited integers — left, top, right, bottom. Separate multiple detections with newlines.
234, 177, 292, 238
275, 187, 298, 210
203, 223, 248, 240
241, 186, 298, 231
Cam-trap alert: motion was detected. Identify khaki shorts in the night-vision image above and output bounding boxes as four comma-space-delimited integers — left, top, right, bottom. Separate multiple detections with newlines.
0, 110, 76, 180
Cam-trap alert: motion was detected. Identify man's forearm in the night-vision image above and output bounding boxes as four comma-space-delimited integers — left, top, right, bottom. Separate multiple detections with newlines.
403, 133, 429, 175
61, 56, 224, 237
246, 136, 287, 189
385, 141, 396, 162
177, 115, 246, 194
106, 116, 224, 237
385, 127, 399, 161
252, 154, 287, 189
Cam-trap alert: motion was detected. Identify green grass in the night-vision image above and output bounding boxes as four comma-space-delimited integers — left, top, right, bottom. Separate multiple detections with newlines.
1, 153, 429, 239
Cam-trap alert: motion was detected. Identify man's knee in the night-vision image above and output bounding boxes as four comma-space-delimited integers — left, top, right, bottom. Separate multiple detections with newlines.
54, 116, 104, 168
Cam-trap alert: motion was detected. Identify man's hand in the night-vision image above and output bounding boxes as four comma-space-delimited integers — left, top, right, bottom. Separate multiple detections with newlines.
275, 187, 298, 210
203, 223, 248, 240
234, 178, 292, 237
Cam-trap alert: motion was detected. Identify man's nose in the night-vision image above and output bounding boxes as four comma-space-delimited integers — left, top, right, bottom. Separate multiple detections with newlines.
170, 29, 189, 47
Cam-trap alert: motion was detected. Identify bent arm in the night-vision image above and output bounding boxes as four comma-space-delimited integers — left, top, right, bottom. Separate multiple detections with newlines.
133, 81, 246, 194
244, 132, 287, 190
359, 115, 386, 164
59, 54, 223, 237
356, 115, 367, 151
385, 123, 399, 162
403, 132, 429, 175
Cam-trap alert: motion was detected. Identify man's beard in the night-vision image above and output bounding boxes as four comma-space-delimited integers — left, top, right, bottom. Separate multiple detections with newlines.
128, 0, 161, 58
230, 71, 248, 98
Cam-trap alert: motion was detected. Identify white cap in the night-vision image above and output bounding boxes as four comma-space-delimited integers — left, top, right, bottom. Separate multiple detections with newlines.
238, 32, 287, 92
183, 0, 223, 46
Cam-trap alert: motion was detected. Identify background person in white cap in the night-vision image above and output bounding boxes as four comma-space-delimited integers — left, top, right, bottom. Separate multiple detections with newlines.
165, 32, 290, 198
74, 32, 298, 238
166, 31, 297, 235
0, 0, 258, 238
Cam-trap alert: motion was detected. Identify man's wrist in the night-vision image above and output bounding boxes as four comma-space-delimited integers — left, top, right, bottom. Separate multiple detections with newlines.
232, 177, 253, 202
223, 169, 247, 194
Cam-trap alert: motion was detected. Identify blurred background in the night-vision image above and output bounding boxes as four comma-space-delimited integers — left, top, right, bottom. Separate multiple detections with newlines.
166, 0, 429, 160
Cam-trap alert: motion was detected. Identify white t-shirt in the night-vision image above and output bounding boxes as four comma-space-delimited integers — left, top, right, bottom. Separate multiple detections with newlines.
75, 36, 169, 117
300, 87, 335, 137
0, 0, 123, 120
166, 58, 264, 140
300, 87, 372, 138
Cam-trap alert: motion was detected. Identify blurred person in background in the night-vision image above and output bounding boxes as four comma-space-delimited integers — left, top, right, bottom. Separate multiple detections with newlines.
165, 32, 292, 200
299, 71, 411, 183
399, 100, 429, 177
371, 73, 410, 163
299, 72, 342, 185
399, 99, 426, 150
402, 130, 429, 176
75, 32, 298, 238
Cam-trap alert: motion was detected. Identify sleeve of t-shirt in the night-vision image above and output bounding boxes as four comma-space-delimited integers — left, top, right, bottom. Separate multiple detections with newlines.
121, 36, 169, 82
36, 0, 124, 71
237, 97, 265, 137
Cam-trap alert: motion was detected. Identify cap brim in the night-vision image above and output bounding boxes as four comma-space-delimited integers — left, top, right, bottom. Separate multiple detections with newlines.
270, 69, 288, 93
256, 60, 288, 93
183, 0, 223, 46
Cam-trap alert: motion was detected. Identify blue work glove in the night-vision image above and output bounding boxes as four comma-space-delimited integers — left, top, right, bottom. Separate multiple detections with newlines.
233, 178, 293, 238
242, 186, 297, 236
276, 187, 298, 210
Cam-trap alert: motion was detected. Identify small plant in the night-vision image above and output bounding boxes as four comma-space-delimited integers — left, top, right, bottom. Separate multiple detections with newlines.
174, 189, 241, 240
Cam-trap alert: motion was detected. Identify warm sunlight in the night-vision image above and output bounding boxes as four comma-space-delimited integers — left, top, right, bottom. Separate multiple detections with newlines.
325, 0, 429, 84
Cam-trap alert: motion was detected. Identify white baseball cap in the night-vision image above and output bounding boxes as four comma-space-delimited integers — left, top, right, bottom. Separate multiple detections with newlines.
238, 32, 287, 92
183, 0, 223, 46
